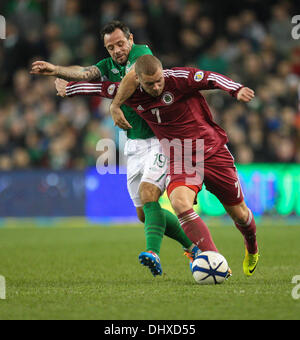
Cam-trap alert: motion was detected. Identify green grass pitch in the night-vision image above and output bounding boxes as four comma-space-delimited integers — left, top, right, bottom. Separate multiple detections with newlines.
0, 222, 299, 320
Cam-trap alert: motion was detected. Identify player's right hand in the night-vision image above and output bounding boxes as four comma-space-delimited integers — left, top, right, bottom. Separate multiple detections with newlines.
110, 103, 132, 130
55, 78, 68, 97
30, 61, 57, 76
237, 87, 255, 103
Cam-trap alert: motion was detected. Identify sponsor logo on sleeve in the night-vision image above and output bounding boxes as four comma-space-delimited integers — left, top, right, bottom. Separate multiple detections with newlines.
108, 84, 116, 95
194, 71, 204, 82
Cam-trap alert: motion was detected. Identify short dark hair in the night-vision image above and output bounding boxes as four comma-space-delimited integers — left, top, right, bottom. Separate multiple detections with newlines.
135, 55, 163, 77
100, 20, 131, 40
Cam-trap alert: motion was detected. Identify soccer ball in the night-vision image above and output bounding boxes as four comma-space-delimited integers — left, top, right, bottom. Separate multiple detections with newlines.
192, 251, 229, 285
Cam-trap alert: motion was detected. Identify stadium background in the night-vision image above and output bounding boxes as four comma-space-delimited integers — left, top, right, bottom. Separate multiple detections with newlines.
0, 0, 299, 224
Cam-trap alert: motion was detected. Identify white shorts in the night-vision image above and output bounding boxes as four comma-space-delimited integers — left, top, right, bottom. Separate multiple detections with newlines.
124, 137, 168, 208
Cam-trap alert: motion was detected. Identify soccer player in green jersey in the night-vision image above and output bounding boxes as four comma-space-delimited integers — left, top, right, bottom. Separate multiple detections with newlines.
30, 21, 199, 276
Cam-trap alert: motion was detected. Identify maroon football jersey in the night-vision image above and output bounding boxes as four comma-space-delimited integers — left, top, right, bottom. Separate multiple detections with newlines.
67, 67, 243, 159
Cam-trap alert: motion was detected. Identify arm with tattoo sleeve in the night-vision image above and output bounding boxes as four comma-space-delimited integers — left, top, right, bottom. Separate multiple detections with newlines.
30, 61, 101, 81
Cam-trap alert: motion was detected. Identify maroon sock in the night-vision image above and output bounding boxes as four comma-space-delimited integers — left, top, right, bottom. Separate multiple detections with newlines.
178, 209, 218, 252
235, 208, 258, 254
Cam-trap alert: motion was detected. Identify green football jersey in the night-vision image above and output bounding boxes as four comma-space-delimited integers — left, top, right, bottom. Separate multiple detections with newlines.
95, 44, 155, 140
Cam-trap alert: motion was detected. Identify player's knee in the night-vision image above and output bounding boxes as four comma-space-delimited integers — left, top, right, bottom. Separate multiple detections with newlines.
139, 182, 161, 205
233, 205, 249, 225
170, 196, 192, 216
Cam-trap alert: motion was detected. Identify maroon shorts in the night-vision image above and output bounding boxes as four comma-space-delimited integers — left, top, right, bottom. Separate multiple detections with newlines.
166, 145, 244, 206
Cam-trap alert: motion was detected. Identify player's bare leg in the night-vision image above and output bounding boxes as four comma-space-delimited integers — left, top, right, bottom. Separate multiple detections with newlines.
136, 206, 145, 223
224, 200, 259, 276
223, 200, 258, 254
223, 200, 249, 225
139, 182, 161, 205
169, 185, 218, 252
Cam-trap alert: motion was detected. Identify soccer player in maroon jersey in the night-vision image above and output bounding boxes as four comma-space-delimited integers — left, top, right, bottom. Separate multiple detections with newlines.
56, 55, 259, 277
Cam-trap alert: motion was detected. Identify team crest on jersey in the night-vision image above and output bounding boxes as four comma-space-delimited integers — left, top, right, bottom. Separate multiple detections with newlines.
108, 84, 116, 95
162, 92, 174, 105
194, 71, 204, 82
111, 68, 119, 74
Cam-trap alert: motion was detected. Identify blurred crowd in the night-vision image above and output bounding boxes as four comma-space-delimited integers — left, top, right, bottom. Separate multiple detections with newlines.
0, 0, 299, 170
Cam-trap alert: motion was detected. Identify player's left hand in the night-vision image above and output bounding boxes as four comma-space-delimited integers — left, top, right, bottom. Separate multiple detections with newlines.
110, 103, 132, 130
55, 78, 68, 97
237, 87, 255, 102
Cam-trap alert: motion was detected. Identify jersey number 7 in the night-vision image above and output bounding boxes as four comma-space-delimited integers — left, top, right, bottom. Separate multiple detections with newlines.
151, 108, 161, 123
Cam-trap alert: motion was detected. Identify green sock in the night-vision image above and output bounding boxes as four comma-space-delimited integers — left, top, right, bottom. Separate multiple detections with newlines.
162, 209, 193, 249
143, 202, 166, 256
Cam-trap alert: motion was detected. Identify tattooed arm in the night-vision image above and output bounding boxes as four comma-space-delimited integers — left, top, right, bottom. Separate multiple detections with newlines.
55, 65, 101, 81
30, 61, 101, 81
